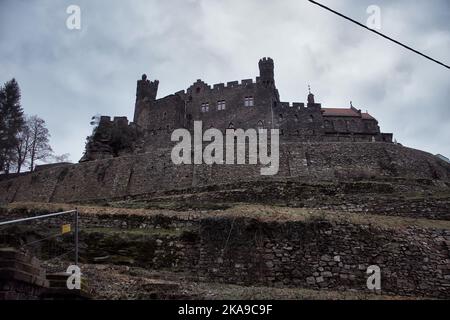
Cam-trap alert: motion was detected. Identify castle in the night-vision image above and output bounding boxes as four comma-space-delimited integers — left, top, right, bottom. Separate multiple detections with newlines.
81, 57, 393, 162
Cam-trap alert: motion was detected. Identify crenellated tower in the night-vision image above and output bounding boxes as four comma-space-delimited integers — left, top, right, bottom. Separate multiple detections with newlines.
134, 74, 159, 124
258, 57, 275, 87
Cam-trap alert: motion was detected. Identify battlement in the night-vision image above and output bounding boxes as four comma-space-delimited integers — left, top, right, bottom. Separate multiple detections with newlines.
136, 74, 159, 103
98, 115, 130, 127
259, 57, 274, 66
113, 116, 129, 127
226, 81, 239, 88
186, 78, 259, 95
258, 57, 275, 87
182, 58, 273, 96
99, 116, 112, 124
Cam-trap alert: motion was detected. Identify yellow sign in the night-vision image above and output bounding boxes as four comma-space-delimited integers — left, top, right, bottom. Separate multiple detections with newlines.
61, 224, 71, 234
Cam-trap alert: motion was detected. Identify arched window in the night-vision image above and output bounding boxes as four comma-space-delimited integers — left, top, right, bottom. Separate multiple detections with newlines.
309, 115, 314, 123
294, 114, 299, 122
257, 121, 264, 130
228, 122, 235, 129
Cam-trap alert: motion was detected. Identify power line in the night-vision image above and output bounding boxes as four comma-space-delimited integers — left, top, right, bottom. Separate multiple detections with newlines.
308, 0, 450, 70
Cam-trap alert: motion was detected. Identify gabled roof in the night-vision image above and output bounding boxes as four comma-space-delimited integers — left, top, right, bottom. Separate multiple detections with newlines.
322, 108, 376, 120
361, 113, 376, 120
322, 108, 360, 117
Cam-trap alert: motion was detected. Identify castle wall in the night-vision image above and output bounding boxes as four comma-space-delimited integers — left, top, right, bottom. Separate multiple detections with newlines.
323, 116, 379, 135
274, 102, 325, 140
82, 58, 393, 162
137, 95, 185, 133
1, 142, 449, 204
195, 217, 450, 298
183, 79, 277, 132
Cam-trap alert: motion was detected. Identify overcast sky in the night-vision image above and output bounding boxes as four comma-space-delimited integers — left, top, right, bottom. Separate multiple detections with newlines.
0, 0, 449, 162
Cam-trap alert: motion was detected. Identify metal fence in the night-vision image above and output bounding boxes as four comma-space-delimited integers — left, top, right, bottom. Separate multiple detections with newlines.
0, 210, 79, 267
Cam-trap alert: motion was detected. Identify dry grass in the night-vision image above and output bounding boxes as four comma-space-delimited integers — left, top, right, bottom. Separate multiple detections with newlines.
193, 282, 420, 300
3, 201, 450, 231
75, 263, 422, 300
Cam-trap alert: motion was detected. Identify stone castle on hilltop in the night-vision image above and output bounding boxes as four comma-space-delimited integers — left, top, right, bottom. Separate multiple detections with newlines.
81, 57, 393, 162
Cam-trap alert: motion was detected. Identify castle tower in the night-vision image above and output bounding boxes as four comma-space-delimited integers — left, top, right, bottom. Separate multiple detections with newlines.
136, 74, 159, 103
307, 85, 315, 106
134, 74, 159, 123
258, 57, 275, 87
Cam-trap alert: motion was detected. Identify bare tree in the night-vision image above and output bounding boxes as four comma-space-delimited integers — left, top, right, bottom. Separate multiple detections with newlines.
27, 115, 53, 171
15, 120, 31, 173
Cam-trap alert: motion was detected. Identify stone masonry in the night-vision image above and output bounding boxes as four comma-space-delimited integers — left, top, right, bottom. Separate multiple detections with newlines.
81, 57, 393, 161
1, 142, 449, 204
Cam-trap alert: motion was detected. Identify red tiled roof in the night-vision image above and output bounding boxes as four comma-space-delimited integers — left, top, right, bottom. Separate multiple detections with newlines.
322, 108, 376, 120
322, 108, 360, 117
361, 113, 375, 120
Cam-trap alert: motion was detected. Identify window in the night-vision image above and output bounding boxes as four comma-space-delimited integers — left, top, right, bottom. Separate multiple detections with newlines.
217, 100, 226, 111
201, 103, 209, 113
257, 121, 264, 130
324, 120, 333, 129
228, 122, 235, 129
162, 112, 167, 120
244, 97, 254, 107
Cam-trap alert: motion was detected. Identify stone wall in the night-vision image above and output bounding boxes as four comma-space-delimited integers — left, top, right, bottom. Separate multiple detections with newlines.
2, 208, 449, 298
0, 142, 449, 204
0, 248, 49, 300
195, 217, 450, 298
82, 215, 450, 298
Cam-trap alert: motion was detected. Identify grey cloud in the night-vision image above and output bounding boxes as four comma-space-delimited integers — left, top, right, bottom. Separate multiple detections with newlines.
0, 0, 448, 162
